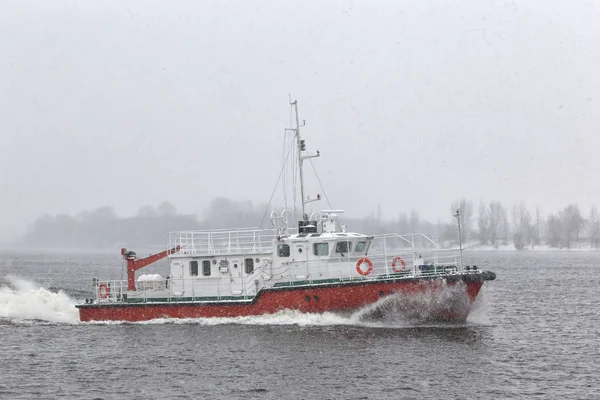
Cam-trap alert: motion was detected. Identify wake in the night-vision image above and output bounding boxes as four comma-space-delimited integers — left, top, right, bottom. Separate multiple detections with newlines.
0, 276, 80, 324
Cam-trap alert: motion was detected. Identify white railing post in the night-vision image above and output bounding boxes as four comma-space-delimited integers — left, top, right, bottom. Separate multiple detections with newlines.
383, 236, 389, 275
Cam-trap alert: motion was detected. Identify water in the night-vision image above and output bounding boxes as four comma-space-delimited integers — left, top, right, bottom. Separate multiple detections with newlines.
0, 250, 598, 399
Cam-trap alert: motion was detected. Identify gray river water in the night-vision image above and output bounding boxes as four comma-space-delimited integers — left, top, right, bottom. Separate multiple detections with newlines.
0, 250, 598, 399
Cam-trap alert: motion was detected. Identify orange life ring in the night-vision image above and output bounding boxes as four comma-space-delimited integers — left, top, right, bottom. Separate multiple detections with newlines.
391, 256, 406, 273
98, 283, 110, 299
356, 257, 373, 276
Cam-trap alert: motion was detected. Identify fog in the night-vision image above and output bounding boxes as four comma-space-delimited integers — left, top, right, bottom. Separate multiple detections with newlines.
1, 1, 599, 243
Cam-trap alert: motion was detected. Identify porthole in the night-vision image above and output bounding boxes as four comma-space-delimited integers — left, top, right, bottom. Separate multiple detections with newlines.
233, 263, 238, 268
212, 259, 217, 265
298, 248, 303, 253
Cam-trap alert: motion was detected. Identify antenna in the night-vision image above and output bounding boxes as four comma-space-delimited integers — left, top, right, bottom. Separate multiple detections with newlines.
453, 208, 464, 269
290, 98, 320, 221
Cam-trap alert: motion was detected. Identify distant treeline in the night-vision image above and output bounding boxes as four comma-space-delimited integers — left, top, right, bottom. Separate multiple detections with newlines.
450, 199, 596, 250
17, 199, 261, 249
16, 198, 599, 250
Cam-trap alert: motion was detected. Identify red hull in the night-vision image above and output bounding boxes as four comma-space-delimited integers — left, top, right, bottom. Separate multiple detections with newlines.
78, 277, 485, 323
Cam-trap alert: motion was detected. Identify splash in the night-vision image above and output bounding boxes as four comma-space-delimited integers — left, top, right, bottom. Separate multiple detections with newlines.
350, 281, 474, 325
0, 276, 80, 324
466, 289, 491, 325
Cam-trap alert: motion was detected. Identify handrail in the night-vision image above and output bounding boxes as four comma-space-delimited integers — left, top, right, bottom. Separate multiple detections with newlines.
168, 226, 265, 234
169, 228, 276, 256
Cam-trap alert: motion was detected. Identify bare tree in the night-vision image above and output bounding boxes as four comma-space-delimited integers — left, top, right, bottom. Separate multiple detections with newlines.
489, 202, 503, 246
560, 204, 584, 248
546, 204, 586, 248
500, 207, 509, 245
477, 201, 503, 246
589, 205, 600, 249
511, 202, 532, 249
477, 201, 490, 244
534, 205, 542, 246
547, 213, 562, 247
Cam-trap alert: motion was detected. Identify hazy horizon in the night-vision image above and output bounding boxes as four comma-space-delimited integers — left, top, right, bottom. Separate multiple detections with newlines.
2, 1, 599, 242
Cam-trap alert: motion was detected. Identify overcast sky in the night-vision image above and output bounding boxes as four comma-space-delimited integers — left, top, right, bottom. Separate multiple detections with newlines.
1, 0, 599, 241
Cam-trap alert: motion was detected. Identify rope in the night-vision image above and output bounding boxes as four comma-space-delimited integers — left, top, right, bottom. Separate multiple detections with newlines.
282, 130, 288, 210
309, 158, 333, 209
259, 140, 296, 229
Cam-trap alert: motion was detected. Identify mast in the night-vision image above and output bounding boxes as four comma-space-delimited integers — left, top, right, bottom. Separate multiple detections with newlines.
291, 100, 306, 220
453, 208, 464, 269
290, 99, 320, 221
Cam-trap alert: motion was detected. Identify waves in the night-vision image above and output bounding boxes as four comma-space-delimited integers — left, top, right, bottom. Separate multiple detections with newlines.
0, 276, 80, 324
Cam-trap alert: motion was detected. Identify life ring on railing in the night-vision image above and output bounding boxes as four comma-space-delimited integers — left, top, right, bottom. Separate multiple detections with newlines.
98, 283, 110, 299
391, 256, 406, 273
356, 257, 373, 276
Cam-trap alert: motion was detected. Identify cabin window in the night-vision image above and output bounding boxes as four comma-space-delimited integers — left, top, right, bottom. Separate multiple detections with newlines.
190, 261, 199, 276
313, 242, 329, 256
355, 241, 366, 253
335, 241, 352, 254
202, 260, 211, 276
245, 258, 254, 274
277, 244, 290, 257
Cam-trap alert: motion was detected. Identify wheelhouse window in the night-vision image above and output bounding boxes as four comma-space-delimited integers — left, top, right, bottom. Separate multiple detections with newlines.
202, 260, 211, 276
190, 261, 198, 276
335, 241, 352, 254
245, 258, 254, 274
355, 241, 367, 253
277, 244, 290, 257
313, 242, 329, 256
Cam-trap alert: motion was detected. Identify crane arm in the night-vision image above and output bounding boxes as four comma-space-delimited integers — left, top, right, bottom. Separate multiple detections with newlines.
123, 246, 181, 291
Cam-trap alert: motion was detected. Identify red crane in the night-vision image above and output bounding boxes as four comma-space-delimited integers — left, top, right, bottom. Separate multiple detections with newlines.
121, 246, 180, 291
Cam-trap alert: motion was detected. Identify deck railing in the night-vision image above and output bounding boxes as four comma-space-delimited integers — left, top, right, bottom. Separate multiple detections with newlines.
168, 228, 275, 256
93, 268, 265, 303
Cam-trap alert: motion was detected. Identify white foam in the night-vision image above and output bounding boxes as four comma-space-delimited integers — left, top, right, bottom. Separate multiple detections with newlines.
0, 276, 80, 324
89, 309, 353, 327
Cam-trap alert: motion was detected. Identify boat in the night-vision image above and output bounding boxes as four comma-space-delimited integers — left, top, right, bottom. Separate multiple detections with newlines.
76, 100, 496, 323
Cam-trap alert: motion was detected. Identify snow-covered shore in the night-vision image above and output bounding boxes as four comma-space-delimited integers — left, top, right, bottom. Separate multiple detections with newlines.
464, 243, 600, 252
